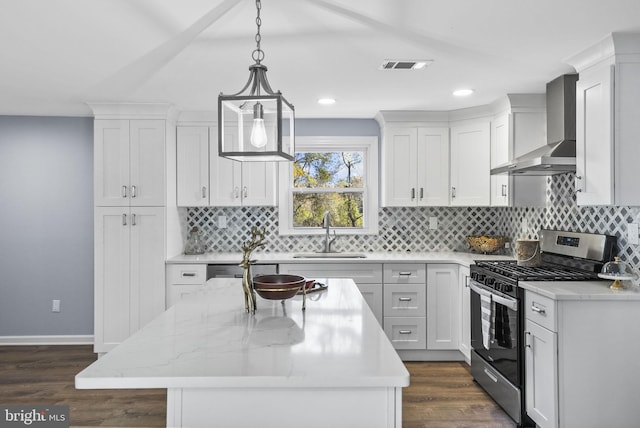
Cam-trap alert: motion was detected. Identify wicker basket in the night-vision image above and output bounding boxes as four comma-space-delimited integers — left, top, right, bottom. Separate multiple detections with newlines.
466, 235, 505, 254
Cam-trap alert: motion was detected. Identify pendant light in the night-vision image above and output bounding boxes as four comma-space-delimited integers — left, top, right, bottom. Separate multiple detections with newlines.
218, 0, 295, 162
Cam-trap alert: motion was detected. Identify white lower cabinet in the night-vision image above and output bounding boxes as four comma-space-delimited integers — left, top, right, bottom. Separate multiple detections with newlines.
426, 264, 460, 350
383, 264, 427, 350
166, 264, 207, 308
94, 206, 165, 354
458, 265, 471, 362
278, 263, 383, 324
524, 289, 640, 427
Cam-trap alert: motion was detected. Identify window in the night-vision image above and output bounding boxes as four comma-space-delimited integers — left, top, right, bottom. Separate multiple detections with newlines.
278, 136, 378, 235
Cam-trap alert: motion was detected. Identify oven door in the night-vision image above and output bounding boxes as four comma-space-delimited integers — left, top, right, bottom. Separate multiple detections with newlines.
470, 280, 521, 387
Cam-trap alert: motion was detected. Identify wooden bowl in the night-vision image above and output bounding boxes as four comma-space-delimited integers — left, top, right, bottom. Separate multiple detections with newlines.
253, 274, 305, 300
466, 235, 505, 254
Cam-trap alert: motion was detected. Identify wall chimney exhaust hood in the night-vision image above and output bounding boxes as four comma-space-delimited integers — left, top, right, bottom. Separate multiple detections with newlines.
491, 74, 578, 176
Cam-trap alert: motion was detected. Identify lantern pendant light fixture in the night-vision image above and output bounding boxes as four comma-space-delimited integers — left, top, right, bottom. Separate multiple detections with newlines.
218, 0, 295, 162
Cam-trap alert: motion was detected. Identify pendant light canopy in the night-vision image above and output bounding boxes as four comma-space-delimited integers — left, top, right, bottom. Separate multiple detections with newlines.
218, 0, 295, 162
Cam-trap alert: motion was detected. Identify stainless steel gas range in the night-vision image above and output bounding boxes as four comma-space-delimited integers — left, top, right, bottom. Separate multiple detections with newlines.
469, 229, 616, 427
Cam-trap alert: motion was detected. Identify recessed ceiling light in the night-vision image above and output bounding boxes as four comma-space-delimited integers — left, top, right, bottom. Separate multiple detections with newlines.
453, 88, 474, 97
318, 98, 336, 105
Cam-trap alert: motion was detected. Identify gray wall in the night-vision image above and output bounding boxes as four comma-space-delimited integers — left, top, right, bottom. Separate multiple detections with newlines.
0, 116, 94, 336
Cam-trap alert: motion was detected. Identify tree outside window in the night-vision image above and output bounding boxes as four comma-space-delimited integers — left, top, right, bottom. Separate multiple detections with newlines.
278, 136, 378, 236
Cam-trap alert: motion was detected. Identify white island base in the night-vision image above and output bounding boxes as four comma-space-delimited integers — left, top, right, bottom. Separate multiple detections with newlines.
76, 278, 409, 428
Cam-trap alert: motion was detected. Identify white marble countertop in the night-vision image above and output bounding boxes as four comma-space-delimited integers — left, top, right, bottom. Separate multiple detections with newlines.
519, 279, 640, 301
76, 278, 410, 390
166, 251, 514, 268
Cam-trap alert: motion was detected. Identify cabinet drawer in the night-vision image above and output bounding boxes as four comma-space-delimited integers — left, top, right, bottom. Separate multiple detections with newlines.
383, 317, 426, 350
166, 284, 203, 308
525, 291, 556, 332
279, 263, 383, 284
167, 264, 207, 285
383, 263, 426, 284
384, 284, 426, 317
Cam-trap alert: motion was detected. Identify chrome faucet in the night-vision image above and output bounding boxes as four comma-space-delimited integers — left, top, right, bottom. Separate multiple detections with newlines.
322, 211, 338, 253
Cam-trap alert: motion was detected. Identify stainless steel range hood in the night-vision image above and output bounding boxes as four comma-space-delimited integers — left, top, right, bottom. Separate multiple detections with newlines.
491, 74, 578, 176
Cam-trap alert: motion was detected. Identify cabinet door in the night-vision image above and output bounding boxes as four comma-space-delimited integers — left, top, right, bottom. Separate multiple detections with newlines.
575, 65, 614, 206
426, 264, 460, 350
210, 127, 243, 206
458, 266, 471, 362
382, 127, 418, 206
94, 207, 131, 353
490, 114, 509, 206
241, 161, 277, 206
417, 127, 450, 206
355, 283, 383, 325
525, 319, 558, 428
450, 122, 491, 206
177, 127, 209, 207
129, 120, 166, 206
94, 120, 130, 206
129, 207, 166, 332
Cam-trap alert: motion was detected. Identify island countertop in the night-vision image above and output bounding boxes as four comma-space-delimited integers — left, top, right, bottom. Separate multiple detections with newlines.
76, 278, 410, 390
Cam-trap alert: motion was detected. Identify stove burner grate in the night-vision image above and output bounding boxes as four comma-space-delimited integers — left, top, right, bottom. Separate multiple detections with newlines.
475, 260, 600, 281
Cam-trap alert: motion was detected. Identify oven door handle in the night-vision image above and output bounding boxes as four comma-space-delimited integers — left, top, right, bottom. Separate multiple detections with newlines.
470, 281, 518, 312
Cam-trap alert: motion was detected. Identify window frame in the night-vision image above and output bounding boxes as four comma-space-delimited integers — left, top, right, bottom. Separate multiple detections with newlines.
278, 136, 379, 236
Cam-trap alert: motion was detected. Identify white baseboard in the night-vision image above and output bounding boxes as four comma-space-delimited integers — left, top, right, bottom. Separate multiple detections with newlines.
0, 335, 94, 346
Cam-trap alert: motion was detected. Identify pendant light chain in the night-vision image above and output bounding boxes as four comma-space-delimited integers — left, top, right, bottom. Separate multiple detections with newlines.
252, 0, 265, 64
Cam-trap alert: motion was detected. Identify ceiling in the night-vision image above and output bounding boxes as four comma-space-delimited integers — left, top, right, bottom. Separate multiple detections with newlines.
2, 0, 639, 118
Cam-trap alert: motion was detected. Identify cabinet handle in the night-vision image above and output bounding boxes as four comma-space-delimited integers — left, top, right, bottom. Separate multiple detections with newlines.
531, 305, 546, 315
411, 188, 415, 200
243, 186, 248, 198
182, 272, 197, 277
451, 186, 456, 198
465, 275, 470, 288
525, 331, 531, 348
122, 185, 128, 198
131, 185, 137, 198
575, 175, 583, 193
501, 184, 507, 197
399, 330, 412, 335
202, 186, 207, 198
398, 297, 412, 302
122, 213, 127, 226
483, 368, 498, 383
419, 187, 424, 200
131, 213, 137, 226
234, 186, 240, 198
399, 272, 413, 276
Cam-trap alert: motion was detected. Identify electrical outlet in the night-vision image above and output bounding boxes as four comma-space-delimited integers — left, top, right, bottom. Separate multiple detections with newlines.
218, 216, 227, 229
505, 242, 511, 249
428, 217, 438, 230
628, 223, 639, 245
521, 218, 528, 231
52, 300, 61, 313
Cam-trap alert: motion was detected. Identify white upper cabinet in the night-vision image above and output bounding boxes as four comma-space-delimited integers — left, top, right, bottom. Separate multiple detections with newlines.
490, 114, 510, 206
95, 119, 166, 207
381, 125, 449, 207
567, 32, 640, 206
209, 126, 277, 207
176, 126, 277, 207
176, 126, 209, 207
488, 95, 547, 207
450, 121, 491, 206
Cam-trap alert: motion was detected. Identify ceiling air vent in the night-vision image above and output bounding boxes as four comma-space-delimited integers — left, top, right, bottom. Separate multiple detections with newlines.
380, 59, 433, 70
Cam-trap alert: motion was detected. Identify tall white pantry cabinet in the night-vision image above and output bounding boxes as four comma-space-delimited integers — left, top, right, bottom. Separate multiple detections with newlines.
92, 105, 181, 354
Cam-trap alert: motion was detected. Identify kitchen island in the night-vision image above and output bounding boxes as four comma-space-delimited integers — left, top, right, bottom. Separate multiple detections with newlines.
76, 278, 409, 428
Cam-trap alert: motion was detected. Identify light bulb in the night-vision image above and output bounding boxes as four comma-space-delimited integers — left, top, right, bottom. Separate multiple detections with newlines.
250, 102, 268, 148
250, 118, 268, 148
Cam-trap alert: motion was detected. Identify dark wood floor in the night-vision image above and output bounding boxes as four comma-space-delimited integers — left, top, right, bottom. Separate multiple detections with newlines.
0, 346, 514, 427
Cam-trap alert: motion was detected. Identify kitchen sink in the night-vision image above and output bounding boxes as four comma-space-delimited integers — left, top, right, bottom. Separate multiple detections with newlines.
293, 252, 367, 259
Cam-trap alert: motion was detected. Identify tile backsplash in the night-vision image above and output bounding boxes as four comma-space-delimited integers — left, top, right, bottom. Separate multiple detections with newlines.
184, 173, 639, 281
